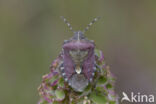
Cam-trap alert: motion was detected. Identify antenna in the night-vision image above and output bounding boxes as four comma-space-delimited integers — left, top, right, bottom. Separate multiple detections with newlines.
83, 16, 101, 33
60, 16, 74, 33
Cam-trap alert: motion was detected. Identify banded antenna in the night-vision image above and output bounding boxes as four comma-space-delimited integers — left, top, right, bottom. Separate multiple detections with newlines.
60, 16, 74, 33
83, 16, 101, 33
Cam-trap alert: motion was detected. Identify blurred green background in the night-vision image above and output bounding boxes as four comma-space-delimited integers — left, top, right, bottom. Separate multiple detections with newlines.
0, 0, 156, 104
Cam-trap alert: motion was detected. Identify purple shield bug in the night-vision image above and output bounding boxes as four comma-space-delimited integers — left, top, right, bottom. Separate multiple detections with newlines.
59, 16, 100, 92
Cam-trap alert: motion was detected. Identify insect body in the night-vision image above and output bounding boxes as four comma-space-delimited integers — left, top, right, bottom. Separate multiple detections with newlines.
58, 16, 101, 92
61, 31, 95, 92
38, 17, 118, 104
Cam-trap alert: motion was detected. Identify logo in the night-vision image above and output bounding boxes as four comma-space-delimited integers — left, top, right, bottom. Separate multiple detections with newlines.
121, 92, 154, 103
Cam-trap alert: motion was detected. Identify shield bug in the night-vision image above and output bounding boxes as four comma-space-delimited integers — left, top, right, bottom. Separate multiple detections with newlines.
38, 17, 119, 104
59, 16, 101, 92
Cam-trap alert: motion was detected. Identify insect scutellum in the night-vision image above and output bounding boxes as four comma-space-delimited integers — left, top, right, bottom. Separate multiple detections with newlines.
60, 16, 101, 92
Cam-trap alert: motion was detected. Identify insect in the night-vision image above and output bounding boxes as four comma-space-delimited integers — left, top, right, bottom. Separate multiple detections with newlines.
59, 16, 101, 92
38, 17, 118, 104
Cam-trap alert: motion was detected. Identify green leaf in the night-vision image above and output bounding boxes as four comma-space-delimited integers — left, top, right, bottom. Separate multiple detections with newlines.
95, 49, 101, 57
58, 78, 64, 88
52, 101, 60, 104
106, 83, 112, 89
89, 91, 108, 104
97, 76, 107, 85
55, 89, 65, 100
109, 101, 116, 104
49, 75, 58, 84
